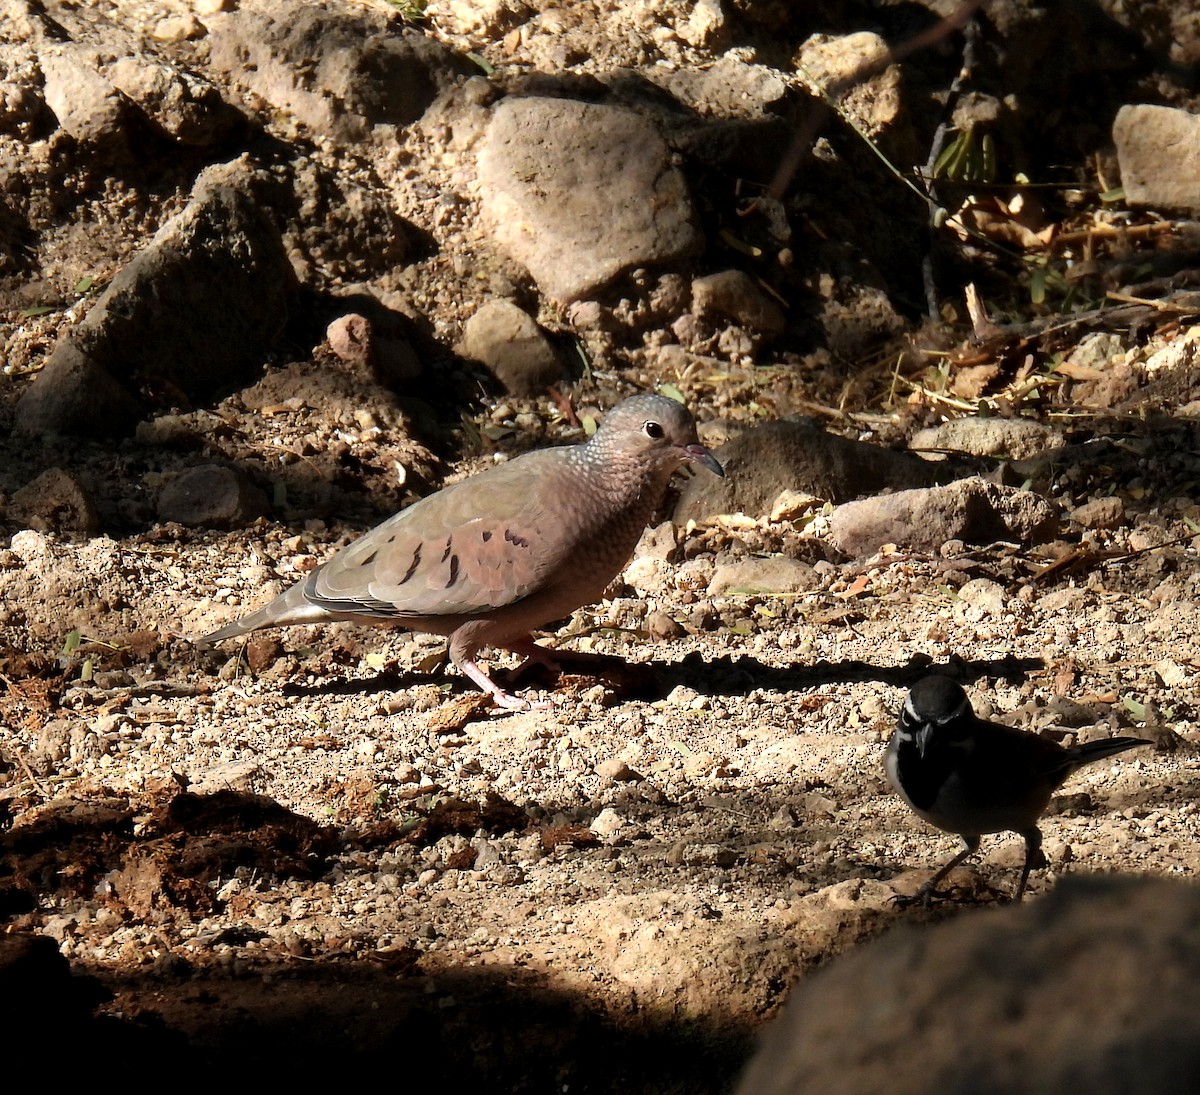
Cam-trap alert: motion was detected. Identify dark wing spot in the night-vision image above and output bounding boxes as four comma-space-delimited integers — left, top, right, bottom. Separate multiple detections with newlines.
359, 550, 378, 568
398, 543, 422, 585
481, 529, 493, 542
504, 528, 529, 548
446, 554, 460, 588
440, 536, 454, 562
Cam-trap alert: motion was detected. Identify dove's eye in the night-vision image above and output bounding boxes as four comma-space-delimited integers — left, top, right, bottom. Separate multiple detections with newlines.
643, 420, 665, 440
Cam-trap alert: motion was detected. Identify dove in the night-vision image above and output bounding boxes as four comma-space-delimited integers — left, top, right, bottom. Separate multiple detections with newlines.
886, 675, 1152, 902
200, 393, 723, 709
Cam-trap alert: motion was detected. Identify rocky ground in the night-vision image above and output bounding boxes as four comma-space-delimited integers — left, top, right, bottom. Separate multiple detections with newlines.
2, 0, 1200, 1089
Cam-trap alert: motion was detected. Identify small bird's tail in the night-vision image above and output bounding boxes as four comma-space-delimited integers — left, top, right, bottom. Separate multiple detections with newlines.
1069, 735, 1154, 768
195, 581, 331, 645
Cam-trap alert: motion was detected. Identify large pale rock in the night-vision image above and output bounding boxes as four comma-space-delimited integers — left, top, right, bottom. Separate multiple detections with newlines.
34, 16, 237, 149
1114, 105, 1200, 215
39, 43, 130, 144
426, 0, 531, 37
15, 161, 296, 437
910, 418, 1063, 461
827, 477, 1058, 556
736, 876, 1200, 1095
478, 96, 702, 302
707, 556, 814, 596
795, 30, 916, 165
796, 32, 902, 136
105, 54, 240, 146
659, 53, 788, 118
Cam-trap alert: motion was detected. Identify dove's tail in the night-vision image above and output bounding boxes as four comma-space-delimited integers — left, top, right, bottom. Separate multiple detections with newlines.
195, 579, 331, 645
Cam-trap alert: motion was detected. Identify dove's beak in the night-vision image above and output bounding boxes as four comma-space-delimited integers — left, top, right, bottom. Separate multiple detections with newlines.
685, 444, 724, 477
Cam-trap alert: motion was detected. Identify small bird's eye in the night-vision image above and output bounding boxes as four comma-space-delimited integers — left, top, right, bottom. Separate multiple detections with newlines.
643, 420, 665, 440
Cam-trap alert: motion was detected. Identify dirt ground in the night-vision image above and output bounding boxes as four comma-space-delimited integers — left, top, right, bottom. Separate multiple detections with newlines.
2, 1, 1200, 1090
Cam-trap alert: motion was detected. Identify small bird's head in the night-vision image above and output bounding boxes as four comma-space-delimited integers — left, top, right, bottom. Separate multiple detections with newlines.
898, 675, 973, 758
590, 393, 724, 479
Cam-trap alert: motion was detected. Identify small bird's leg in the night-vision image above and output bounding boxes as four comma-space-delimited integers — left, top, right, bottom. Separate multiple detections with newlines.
893, 836, 980, 906
1014, 829, 1047, 902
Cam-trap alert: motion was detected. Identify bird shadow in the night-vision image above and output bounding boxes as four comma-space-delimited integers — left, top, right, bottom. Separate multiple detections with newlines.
279, 649, 1043, 705
625, 650, 1043, 700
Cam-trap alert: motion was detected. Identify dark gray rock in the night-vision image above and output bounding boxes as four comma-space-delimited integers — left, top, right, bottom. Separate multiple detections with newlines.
13, 342, 146, 437
0, 932, 106, 1021
736, 876, 1200, 1095
10, 468, 100, 535
674, 418, 947, 523
15, 162, 296, 437
156, 465, 269, 529
692, 270, 786, 336
458, 299, 566, 396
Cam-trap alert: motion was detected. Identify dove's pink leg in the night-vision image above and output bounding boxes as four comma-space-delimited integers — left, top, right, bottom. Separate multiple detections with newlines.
458, 655, 552, 711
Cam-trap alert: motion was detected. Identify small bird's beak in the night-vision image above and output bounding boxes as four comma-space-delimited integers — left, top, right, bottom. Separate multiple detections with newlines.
915, 724, 934, 759
685, 444, 724, 477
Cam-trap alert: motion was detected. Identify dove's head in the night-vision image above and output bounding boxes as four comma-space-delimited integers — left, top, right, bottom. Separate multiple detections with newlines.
588, 393, 724, 480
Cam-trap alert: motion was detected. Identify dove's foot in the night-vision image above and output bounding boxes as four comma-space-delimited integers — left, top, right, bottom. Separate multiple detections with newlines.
460, 657, 552, 711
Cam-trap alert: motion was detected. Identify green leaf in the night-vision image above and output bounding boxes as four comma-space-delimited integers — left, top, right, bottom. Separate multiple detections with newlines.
1029, 266, 1047, 305
19, 305, 56, 318
62, 629, 82, 656
385, 0, 428, 20
658, 383, 685, 404
1099, 187, 1126, 204
466, 52, 494, 75
74, 275, 95, 294
1122, 695, 1146, 722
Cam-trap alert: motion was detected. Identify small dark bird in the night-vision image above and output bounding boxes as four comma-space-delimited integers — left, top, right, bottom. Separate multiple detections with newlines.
886, 675, 1152, 902
198, 393, 723, 710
